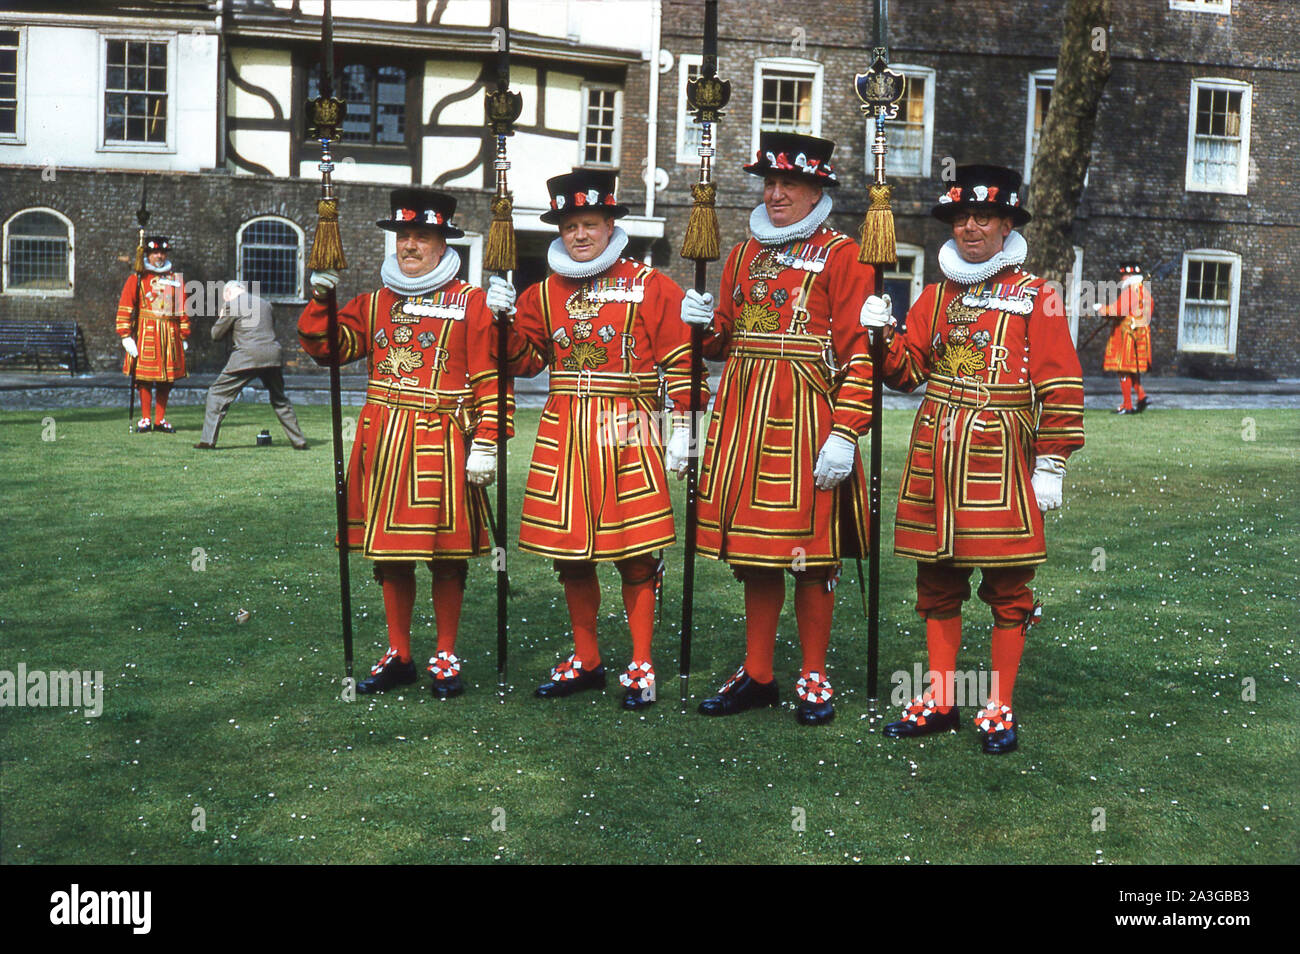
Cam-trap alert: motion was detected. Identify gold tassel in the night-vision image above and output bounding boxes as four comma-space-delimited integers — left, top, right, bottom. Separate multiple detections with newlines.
132, 244, 144, 273
308, 198, 348, 271
680, 182, 721, 262
858, 183, 897, 267
483, 195, 517, 273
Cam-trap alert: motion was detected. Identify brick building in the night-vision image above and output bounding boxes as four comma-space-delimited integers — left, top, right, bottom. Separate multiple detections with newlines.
2, 0, 1296, 377
652, 0, 1299, 377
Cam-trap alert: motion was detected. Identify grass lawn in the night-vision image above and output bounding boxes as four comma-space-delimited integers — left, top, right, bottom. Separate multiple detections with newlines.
1, 403, 1296, 864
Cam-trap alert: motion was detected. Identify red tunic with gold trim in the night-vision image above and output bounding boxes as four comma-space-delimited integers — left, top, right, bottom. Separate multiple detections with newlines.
1101, 281, 1153, 373
881, 269, 1085, 567
697, 226, 875, 569
297, 280, 506, 561
511, 256, 695, 561
116, 270, 189, 381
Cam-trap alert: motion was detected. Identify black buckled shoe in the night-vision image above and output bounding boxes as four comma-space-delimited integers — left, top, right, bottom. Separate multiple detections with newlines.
1114, 407, 1135, 415
883, 696, 961, 738
428, 651, 465, 699
619, 662, 656, 710
136, 418, 152, 433
154, 419, 176, 433
1136, 396, 1150, 413
356, 649, 418, 695
974, 703, 1019, 754
698, 667, 779, 716
535, 655, 606, 698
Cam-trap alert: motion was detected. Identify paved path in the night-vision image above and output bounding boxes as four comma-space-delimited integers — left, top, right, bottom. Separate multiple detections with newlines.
1, 370, 1297, 411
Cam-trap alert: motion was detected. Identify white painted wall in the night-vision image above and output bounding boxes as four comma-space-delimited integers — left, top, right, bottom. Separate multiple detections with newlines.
0, 24, 218, 172
228, 47, 292, 120
298, 159, 412, 184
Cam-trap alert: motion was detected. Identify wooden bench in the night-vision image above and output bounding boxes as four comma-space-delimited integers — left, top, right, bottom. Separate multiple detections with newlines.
0, 319, 87, 375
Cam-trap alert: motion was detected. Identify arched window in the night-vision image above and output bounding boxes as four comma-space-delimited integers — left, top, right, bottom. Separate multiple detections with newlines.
3, 208, 74, 296
237, 216, 303, 300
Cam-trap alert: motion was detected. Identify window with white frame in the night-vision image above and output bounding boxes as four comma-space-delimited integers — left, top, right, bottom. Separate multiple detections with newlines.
1177, 250, 1240, 354
3, 209, 74, 296
1023, 69, 1054, 185
237, 217, 303, 300
882, 67, 933, 179
103, 37, 171, 145
1169, 1, 1230, 12
884, 243, 923, 326
676, 54, 709, 165
580, 85, 621, 168
752, 57, 822, 155
0, 27, 24, 142
1185, 78, 1251, 194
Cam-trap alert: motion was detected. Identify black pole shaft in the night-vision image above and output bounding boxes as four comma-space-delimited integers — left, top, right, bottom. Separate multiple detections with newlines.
325, 289, 354, 681
867, 272, 885, 700
680, 261, 707, 709
496, 296, 509, 687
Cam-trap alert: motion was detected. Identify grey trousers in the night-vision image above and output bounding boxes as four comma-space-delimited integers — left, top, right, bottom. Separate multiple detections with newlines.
201, 367, 307, 448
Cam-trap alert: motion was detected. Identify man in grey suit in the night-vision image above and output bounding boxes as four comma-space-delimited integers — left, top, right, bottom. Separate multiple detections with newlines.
195, 281, 308, 450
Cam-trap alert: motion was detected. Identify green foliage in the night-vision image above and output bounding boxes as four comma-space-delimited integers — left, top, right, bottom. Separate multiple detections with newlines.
0, 405, 1295, 863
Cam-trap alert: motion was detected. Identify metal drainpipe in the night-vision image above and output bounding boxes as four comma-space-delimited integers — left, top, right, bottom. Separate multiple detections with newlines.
643, 0, 661, 263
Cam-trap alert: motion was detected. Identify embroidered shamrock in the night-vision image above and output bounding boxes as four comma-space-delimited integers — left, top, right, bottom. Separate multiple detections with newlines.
597, 324, 616, 343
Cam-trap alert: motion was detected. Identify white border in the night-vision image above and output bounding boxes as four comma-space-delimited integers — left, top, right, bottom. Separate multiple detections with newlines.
880, 65, 934, 179
2, 206, 75, 297
1184, 77, 1251, 195
578, 82, 622, 169
97, 31, 177, 155
237, 215, 305, 302
0, 24, 26, 145
751, 56, 823, 159
1176, 248, 1240, 355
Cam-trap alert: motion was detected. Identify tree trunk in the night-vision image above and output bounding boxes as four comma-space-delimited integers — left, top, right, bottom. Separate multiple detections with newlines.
1023, 0, 1112, 285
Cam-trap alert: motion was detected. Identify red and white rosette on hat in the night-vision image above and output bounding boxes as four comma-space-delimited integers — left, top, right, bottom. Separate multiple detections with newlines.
619, 661, 655, 691
795, 671, 833, 704
973, 702, 1015, 734
549, 654, 585, 682
427, 651, 461, 681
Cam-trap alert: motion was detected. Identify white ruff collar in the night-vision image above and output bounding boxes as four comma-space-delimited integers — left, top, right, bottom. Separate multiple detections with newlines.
381, 247, 461, 296
749, 193, 833, 246
548, 227, 630, 280
1121, 274, 1143, 289
938, 230, 1028, 285
145, 260, 173, 274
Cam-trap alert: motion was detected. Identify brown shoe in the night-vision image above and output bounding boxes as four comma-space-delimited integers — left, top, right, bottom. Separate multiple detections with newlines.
193, 441, 216, 450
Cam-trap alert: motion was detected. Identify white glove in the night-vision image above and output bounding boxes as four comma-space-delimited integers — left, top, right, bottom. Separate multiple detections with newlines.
665, 420, 692, 479
310, 269, 340, 298
1093, 302, 1104, 313
681, 289, 714, 327
466, 439, 497, 487
485, 275, 516, 315
859, 294, 894, 329
121, 336, 139, 358
812, 433, 857, 491
1031, 456, 1066, 512
182, 340, 189, 352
